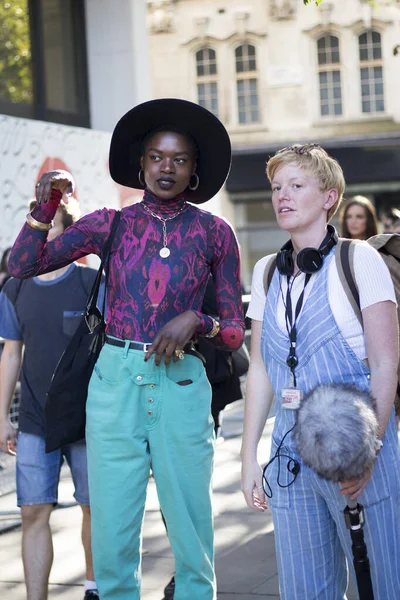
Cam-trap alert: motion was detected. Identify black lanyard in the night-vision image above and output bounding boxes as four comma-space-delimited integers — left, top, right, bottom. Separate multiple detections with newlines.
282, 273, 311, 387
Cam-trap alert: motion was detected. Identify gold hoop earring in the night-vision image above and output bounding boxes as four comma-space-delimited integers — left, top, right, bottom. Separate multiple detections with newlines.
138, 169, 146, 187
189, 173, 199, 191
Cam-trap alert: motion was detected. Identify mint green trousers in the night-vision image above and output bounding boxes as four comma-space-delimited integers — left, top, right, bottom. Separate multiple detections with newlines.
86, 341, 216, 600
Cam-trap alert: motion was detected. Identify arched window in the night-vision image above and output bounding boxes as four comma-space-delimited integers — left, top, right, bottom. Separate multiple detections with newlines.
235, 44, 259, 124
317, 35, 342, 117
196, 48, 219, 117
359, 31, 384, 113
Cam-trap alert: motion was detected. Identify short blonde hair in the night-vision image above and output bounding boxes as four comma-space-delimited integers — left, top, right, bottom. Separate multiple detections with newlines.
266, 144, 345, 222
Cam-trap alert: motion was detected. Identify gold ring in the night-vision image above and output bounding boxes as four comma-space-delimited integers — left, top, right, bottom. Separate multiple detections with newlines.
174, 349, 185, 360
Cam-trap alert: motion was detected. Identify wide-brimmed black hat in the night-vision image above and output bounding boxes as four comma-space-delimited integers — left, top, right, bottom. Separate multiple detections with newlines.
109, 98, 231, 204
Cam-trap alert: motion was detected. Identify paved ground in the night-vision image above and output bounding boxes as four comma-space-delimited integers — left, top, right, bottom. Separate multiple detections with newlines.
0, 400, 358, 599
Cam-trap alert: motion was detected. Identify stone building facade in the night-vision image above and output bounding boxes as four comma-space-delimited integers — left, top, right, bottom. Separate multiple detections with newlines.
146, 0, 400, 286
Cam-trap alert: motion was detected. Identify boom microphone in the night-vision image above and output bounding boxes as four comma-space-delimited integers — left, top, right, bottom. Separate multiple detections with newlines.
294, 384, 379, 482
294, 383, 377, 600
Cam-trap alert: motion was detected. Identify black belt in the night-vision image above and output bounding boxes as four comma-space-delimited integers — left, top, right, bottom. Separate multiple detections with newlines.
106, 337, 153, 352
105, 337, 205, 364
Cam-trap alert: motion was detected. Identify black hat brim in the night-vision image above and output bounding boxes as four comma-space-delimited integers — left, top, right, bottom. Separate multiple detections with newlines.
109, 98, 231, 204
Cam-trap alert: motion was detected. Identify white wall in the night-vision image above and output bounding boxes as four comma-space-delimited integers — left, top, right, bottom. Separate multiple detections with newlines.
85, 0, 152, 132
0, 116, 119, 258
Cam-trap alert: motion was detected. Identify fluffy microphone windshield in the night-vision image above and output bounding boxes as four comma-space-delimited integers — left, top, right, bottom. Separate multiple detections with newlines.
294, 384, 378, 482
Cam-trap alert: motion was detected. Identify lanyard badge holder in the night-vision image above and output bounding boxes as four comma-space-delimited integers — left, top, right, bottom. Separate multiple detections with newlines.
262, 271, 311, 497
281, 273, 311, 410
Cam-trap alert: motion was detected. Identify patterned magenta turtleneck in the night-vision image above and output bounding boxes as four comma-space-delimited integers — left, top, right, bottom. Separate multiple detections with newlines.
8, 189, 245, 349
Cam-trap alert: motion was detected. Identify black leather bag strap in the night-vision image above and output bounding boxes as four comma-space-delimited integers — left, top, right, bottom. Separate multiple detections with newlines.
77, 264, 96, 298
86, 210, 121, 316
4, 277, 24, 305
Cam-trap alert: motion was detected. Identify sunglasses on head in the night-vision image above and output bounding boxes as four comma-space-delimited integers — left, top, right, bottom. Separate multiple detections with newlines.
276, 143, 321, 155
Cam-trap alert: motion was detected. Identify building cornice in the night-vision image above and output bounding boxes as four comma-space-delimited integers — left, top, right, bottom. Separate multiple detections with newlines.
303, 17, 393, 39
302, 23, 346, 39
181, 30, 266, 48
343, 18, 394, 35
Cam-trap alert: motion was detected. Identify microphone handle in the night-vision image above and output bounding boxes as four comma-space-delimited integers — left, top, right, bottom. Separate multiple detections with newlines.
347, 496, 358, 510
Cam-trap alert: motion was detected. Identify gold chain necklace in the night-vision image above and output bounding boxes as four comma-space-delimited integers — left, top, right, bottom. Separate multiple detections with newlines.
141, 202, 187, 258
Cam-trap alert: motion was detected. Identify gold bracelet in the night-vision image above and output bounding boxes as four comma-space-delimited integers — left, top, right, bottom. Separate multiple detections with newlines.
204, 317, 220, 338
26, 212, 53, 231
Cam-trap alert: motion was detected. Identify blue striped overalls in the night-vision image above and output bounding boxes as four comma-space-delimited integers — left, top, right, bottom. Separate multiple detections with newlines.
261, 250, 400, 599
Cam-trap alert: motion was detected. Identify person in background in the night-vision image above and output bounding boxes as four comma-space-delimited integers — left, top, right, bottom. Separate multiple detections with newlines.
0, 199, 99, 600
7, 98, 244, 600
0, 246, 12, 291
339, 195, 378, 240
383, 207, 400, 233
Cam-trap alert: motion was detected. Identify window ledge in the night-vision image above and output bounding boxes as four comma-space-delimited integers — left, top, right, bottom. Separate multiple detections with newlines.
312, 116, 347, 126
228, 123, 267, 134
312, 113, 392, 127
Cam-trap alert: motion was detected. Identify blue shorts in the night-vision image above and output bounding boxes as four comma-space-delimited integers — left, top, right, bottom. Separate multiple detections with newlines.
16, 432, 90, 507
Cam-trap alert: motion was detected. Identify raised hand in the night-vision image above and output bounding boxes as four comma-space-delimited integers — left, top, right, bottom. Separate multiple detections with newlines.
35, 170, 75, 205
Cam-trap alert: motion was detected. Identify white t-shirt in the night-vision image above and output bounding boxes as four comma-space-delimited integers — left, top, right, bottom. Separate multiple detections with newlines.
247, 241, 396, 360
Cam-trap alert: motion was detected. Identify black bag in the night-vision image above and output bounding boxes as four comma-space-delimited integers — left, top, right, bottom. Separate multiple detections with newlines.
231, 343, 250, 378
196, 336, 233, 385
45, 211, 121, 453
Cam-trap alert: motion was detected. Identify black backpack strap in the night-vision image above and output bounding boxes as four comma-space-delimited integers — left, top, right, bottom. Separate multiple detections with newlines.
335, 238, 362, 325
86, 210, 121, 315
263, 255, 277, 296
3, 277, 24, 305
77, 265, 97, 298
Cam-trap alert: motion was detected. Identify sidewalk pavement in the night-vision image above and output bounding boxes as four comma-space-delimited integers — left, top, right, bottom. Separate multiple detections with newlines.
0, 400, 357, 600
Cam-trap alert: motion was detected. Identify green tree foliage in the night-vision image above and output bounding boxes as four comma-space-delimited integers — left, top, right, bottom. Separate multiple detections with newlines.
303, 0, 324, 5
0, 1, 32, 104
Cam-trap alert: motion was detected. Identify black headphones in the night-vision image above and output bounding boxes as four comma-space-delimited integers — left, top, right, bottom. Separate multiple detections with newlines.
276, 225, 338, 276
